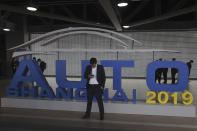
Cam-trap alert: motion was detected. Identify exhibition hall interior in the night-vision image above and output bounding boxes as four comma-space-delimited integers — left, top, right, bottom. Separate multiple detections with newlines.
1, 0, 197, 130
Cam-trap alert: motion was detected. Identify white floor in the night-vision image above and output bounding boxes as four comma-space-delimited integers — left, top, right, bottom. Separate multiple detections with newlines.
1, 98, 196, 117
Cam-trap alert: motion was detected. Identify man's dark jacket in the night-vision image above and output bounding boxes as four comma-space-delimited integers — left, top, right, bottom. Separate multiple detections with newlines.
84, 64, 106, 88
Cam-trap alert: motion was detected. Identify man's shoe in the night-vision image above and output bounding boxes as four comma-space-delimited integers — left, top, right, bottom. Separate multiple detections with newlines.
81, 115, 90, 119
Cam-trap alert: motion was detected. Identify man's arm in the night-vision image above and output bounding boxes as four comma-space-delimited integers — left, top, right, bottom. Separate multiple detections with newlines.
101, 65, 106, 88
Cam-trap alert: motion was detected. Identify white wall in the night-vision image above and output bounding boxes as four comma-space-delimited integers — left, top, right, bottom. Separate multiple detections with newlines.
23, 31, 197, 102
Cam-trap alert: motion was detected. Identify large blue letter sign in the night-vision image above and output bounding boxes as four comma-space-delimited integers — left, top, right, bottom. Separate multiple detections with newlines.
146, 61, 189, 92
7, 60, 55, 98
7, 59, 190, 102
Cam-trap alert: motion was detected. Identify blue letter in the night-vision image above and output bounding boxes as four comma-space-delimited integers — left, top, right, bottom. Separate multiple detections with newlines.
7, 60, 55, 99
75, 88, 109, 101
101, 60, 134, 90
56, 88, 73, 100
56, 60, 89, 89
112, 89, 128, 102
21, 86, 38, 98
75, 88, 87, 101
146, 61, 189, 92
132, 89, 136, 104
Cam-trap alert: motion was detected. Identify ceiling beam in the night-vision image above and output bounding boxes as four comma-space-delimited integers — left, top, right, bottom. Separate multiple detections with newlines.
128, 5, 197, 28
113, 2, 122, 24
123, 0, 150, 24
0, 4, 114, 29
98, 0, 122, 31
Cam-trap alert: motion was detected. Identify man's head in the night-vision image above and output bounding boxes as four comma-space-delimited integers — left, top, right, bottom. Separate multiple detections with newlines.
90, 58, 97, 68
190, 60, 194, 63
172, 58, 176, 61
37, 59, 41, 62
33, 57, 36, 60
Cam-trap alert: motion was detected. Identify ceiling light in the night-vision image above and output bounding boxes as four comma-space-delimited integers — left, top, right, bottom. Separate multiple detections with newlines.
26, 2, 38, 12
3, 28, 11, 31
26, 6, 37, 11
117, 2, 128, 7
123, 25, 130, 29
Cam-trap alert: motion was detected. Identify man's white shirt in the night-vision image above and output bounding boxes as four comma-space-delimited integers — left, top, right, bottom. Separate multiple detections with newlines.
89, 64, 99, 85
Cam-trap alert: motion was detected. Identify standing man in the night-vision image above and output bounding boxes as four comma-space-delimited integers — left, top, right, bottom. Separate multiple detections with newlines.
171, 58, 178, 84
156, 58, 163, 84
163, 68, 168, 84
37, 58, 46, 73
82, 58, 106, 120
32, 57, 36, 61
187, 60, 194, 76
40, 60, 47, 73
155, 60, 159, 83
162, 60, 168, 84
11, 58, 19, 76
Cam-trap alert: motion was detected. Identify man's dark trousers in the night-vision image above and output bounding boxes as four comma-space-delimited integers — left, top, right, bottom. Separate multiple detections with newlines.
85, 84, 104, 118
